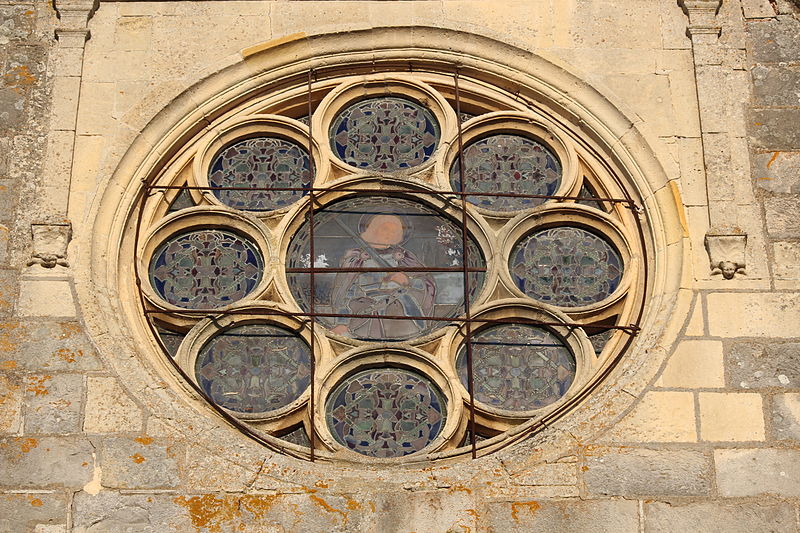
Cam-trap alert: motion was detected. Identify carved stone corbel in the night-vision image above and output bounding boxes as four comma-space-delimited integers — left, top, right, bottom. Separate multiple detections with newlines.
27, 223, 71, 270
54, 0, 98, 46
705, 231, 747, 280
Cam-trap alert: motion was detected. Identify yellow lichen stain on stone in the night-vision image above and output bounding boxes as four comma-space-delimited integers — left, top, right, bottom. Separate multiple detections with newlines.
309, 494, 348, 525
4, 65, 37, 93
58, 322, 81, 338
26, 376, 51, 396
314, 480, 329, 488
53, 348, 83, 363
450, 485, 472, 494
345, 498, 362, 511
368, 501, 376, 513
134, 436, 154, 445
466, 509, 480, 519
130, 453, 146, 464
767, 151, 780, 168
28, 496, 43, 507
239, 494, 279, 519
174, 495, 239, 533
20, 438, 38, 453
510, 501, 540, 521
0, 360, 17, 370
0, 322, 24, 353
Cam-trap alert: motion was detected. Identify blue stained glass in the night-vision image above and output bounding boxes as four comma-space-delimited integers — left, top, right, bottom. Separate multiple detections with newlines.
196, 324, 311, 414
326, 368, 446, 457
330, 97, 440, 171
510, 226, 622, 307
149, 229, 263, 309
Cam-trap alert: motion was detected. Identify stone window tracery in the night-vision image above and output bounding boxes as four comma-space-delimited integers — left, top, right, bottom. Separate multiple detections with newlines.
134, 69, 645, 463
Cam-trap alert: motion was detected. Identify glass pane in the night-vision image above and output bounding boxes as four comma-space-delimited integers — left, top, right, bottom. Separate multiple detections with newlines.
167, 188, 195, 213
326, 368, 446, 458
286, 197, 485, 341
456, 324, 575, 411
576, 183, 607, 211
196, 324, 311, 414
588, 328, 615, 355
278, 426, 310, 447
510, 226, 622, 307
330, 97, 440, 171
149, 229, 263, 309
208, 136, 311, 212
155, 325, 185, 357
450, 134, 561, 212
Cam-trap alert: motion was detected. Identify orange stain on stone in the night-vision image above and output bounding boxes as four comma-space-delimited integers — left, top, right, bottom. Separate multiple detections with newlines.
20, 438, 38, 453
174, 494, 279, 533
345, 498, 362, 511
53, 348, 82, 363
510, 501, 540, 521
134, 436, 154, 445
26, 376, 51, 396
58, 322, 81, 338
4, 65, 37, 93
130, 453, 146, 464
309, 494, 348, 524
0, 361, 16, 370
29, 498, 43, 507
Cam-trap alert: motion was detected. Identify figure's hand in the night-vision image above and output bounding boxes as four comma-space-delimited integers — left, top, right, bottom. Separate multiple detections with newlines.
331, 324, 350, 335
385, 272, 410, 285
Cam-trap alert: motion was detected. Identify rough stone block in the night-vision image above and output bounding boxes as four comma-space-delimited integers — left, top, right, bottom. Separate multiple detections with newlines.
727, 341, 800, 389
765, 196, 800, 238
16, 279, 76, 318
753, 151, 800, 193
184, 447, 258, 492
707, 293, 800, 338
72, 492, 193, 533
24, 373, 84, 434
0, 268, 17, 317
49, 76, 81, 132
716, 448, 800, 497
509, 461, 576, 487
772, 393, 800, 441
484, 499, 638, 533
0, 436, 94, 488
584, 447, 712, 497
83, 377, 143, 433
752, 64, 800, 107
0, 373, 22, 433
2, 321, 103, 372
657, 340, 724, 388
750, 108, 800, 150
773, 241, 800, 279
0, 493, 68, 533
742, 0, 779, 18
601, 391, 697, 442
0, 5, 36, 44
748, 16, 800, 63
101, 437, 180, 489
114, 16, 153, 51
699, 392, 765, 441
644, 501, 796, 532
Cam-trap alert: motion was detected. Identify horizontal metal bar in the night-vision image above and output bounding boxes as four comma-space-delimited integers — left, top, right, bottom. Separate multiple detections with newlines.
285, 266, 486, 273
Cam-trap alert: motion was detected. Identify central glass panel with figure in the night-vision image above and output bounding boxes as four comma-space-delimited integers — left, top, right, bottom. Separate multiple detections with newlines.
286, 197, 485, 341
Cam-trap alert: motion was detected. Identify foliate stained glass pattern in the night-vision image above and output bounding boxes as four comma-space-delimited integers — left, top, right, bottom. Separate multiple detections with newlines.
330, 97, 440, 171
208, 137, 312, 212
450, 134, 561, 212
456, 324, 575, 411
149, 229, 263, 309
285, 196, 485, 341
326, 368, 446, 458
195, 324, 311, 414
510, 226, 622, 307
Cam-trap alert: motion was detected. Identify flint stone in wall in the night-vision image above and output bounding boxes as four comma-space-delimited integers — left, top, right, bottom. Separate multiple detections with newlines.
728, 341, 800, 389
748, 16, 800, 62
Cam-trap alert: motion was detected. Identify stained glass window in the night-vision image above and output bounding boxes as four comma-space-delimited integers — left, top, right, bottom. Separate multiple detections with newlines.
155, 326, 185, 357
450, 134, 561, 212
286, 196, 485, 341
456, 324, 575, 411
167, 188, 195, 213
330, 97, 440, 171
208, 137, 312, 211
510, 226, 622, 307
326, 368, 446, 458
195, 324, 311, 414
149, 229, 263, 309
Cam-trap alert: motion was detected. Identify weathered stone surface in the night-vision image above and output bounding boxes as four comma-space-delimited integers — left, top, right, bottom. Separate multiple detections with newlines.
0, 372, 22, 433
699, 392, 765, 441
0, 436, 93, 488
584, 447, 712, 497
101, 437, 180, 489
184, 446, 258, 492
707, 293, 800, 338
765, 196, 800, 238
772, 393, 800, 441
773, 241, 800, 280
716, 449, 800, 497
0, 268, 17, 318
83, 376, 143, 434
1, 321, 103, 372
748, 16, 800, 62
508, 461, 576, 487
727, 341, 800, 389
644, 501, 796, 533
0, 492, 68, 533
601, 391, 697, 442
72, 492, 193, 533
17, 280, 76, 318
752, 65, 800, 107
750, 109, 800, 150
657, 340, 724, 388
484, 499, 638, 533
0, 5, 36, 45
24, 373, 83, 434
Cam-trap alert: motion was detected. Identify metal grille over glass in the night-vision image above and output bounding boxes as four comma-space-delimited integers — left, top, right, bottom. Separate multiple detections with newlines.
134, 67, 646, 463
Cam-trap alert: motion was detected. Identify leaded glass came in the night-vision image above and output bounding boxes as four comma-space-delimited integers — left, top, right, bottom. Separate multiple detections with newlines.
330, 97, 440, 171
149, 229, 263, 309
510, 226, 622, 307
286, 196, 485, 341
208, 136, 312, 211
456, 324, 575, 411
326, 368, 446, 458
195, 324, 311, 414
450, 134, 561, 211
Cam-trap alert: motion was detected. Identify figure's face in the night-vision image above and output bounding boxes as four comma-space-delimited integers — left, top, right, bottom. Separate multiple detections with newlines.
361, 215, 404, 248
720, 261, 737, 279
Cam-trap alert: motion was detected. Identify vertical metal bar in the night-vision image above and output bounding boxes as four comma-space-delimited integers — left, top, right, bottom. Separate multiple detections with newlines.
306, 69, 317, 461
455, 69, 477, 459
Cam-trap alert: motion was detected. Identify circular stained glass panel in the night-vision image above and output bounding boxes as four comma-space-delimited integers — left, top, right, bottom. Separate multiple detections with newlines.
330, 97, 440, 171
208, 136, 312, 211
196, 324, 311, 414
450, 134, 561, 211
456, 324, 575, 411
510, 226, 622, 307
285, 196, 485, 341
149, 229, 263, 309
326, 368, 446, 457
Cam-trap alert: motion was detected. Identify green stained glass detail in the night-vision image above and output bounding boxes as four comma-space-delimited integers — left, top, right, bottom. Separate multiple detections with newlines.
456, 324, 575, 411
326, 368, 446, 457
330, 97, 440, 171
510, 226, 622, 307
196, 324, 311, 415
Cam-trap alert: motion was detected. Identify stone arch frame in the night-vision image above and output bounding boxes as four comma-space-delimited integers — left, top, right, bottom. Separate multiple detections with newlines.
75, 26, 687, 480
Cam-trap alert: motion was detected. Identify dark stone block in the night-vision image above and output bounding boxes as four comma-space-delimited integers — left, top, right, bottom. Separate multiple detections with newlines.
728, 341, 800, 388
